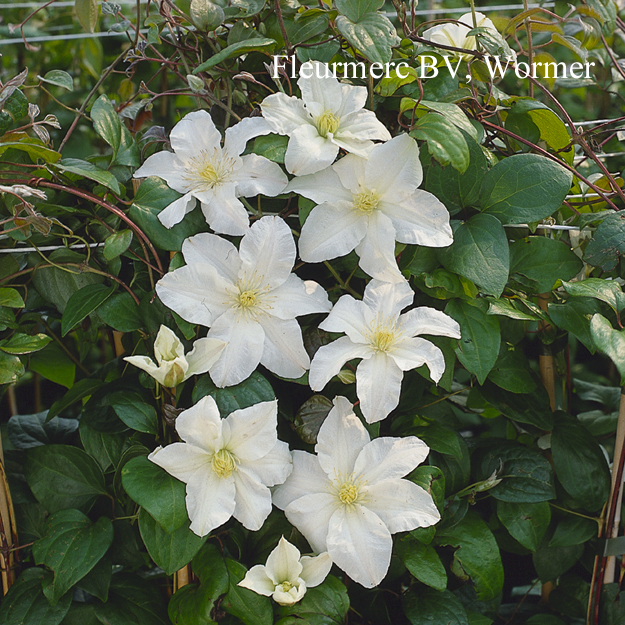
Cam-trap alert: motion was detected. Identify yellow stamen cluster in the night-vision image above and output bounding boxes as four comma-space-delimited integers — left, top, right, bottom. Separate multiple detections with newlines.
212, 448, 237, 478
185, 148, 234, 189
332, 473, 367, 508
352, 190, 379, 214
370, 329, 396, 353
234, 290, 258, 309
279, 581, 294, 592
316, 110, 340, 137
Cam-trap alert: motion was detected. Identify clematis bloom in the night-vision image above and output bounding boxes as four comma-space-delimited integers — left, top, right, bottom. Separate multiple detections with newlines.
149, 395, 292, 537
133, 111, 287, 235
261, 61, 391, 175
124, 324, 224, 387
238, 536, 332, 605
155, 216, 331, 387
273, 396, 440, 588
309, 280, 461, 423
289, 133, 453, 282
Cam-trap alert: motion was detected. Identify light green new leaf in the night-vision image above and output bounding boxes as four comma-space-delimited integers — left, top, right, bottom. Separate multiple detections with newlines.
590, 313, 625, 383
75, 0, 98, 32
56, 158, 121, 194
0, 332, 51, 355
0, 351, 24, 384
194, 38, 276, 72
562, 278, 625, 314
38, 70, 74, 91
91, 95, 139, 166
411, 113, 470, 173
0, 287, 24, 308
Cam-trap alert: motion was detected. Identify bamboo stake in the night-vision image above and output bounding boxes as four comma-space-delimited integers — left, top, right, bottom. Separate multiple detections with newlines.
0, 428, 18, 594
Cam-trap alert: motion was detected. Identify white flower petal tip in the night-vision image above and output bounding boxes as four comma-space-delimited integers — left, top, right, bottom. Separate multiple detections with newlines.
133, 110, 287, 234
148, 396, 292, 538
311, 282, 460, 423
260, 61, 390, 175
238, 536, 331, 605
293, 134, 453, 280
123, 324, 224, 387
155, 216, 330, 388
272, 397, 438, 588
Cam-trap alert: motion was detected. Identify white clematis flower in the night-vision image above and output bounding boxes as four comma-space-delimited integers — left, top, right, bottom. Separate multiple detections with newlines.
133, 110, 288, 235
289, 133, 453, 282
149, 395, 292, 537
238, 536, 332, 605
155, 216, 331, 388
124, 324, 224, 387
273, 396, 440, 588
309, 280, 461, 423
422, 12, 500, 60
261, 61, 391, 175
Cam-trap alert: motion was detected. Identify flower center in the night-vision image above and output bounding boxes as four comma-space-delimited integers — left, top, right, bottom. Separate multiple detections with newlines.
211, 448, 237, 478
338, 482, 359, 505
279, 581, 294, 592
352, 190, 379, 214
331, 472, 368, 508
371, 329, 396, 353
185, 148, 235, 190
316, 110, 340, 137
163, 362, 185, 388
235, 289, 258, 309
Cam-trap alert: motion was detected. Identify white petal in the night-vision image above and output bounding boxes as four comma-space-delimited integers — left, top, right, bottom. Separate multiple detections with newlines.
156, 264, 231, 327
184, 338, 225, 379
225, 400, 278, 462
284, 493, 337, 553
232, 465, 273, 531
286, 166, 352, 205
365, 134, 422, 194
238, 216, 295, 289
259, 316, 310, 379
175, 395, 222, 451
362, 279, 413, 319
326, 505, 392, 588
245, 440, 293, 487
225, 116, 273, 156
207, 310, 265, 387
153, 325, 185, 362
148, 443, 209, 483
356, 353, 403, 424
170, 110, 221, 160
134, 154, 190, 194
336, 109, 391, 145
238, 565, 276, 595
318, 295, 371, 343
354, 436, 430, 484
389, 338, 446, 382
270, 274, 331, 319
335, 83, 367, 117
272, 450, 329, 510
398, 307, 461, 339
354, 211, 403, 282
181, 232, 240, 283
365, 480, 440, 533
299, 63, 344, 115
157, 192, 197, 228
284, 125, 338, 176
123, 356, 162, 381
308, 337, 370, 391
197, 185, 250, 236
316, 396, 369, 477
266, 537, 303, 584
186, 469, 236, 537
332, 153, 367, 194
235, 154, 288, 199
261, 92, 310, 135
298, 202, 367, 264
300, 552, 332, 588
273, 582, 306, 606
380, 189, 453, 247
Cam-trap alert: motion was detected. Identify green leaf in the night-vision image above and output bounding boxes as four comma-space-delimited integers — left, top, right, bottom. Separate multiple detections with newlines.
562, 278, 625, 314
75, 0, 98, 32
193, 37, 276, 72
8, 411, 78, 449
222, 558, 273, 625
0, 568, 72, 625
0, 351, 24, 384
25, 444, 107, 513
480, 381, 554, 429
103, 229, 133, 260
335, 13, 399, 65
75, 555, 112, 602
0, 137, 61, 163
97, 291, 143, 332
479, 154, 572, 224
480, 441, 556, 503
488, 343, 537, 393
38, 70, 74, 91
138, 508, 206, 575
591, 314, 625, 383
403, 587, 469, 625
0, 287, 24, 308
252, 134, 289, 164
549, 515, 598, 547
56, 158, 121, 194
445, 299, 500, 384
412, 422, 462, 458
294, 394, 333, 444
0, 332, 52, 355
585, 212, 625, 269
497, 501, 550, 551
129, 177, 209, 251
411, 113, 470, 173
335, 0, 383, 22
91, 95, 139, 166
436, 512, 504, 601
487, 297, 542, 321
121, 455, 188, 533
61, 284, 116, 336
47, 378, 103, 419
438, 214, 509, 297
33, 509, 113, 605
192, 370, 275, 416
548, 297, 602, 353
533, 544, 584, 582
397, 535, 447, 591
284, 11, 329, 46
109, 391, 158, 435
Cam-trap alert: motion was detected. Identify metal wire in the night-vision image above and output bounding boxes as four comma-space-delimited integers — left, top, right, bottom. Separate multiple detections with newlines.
0, 28, 149, 45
